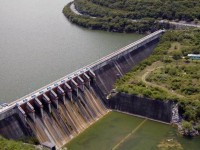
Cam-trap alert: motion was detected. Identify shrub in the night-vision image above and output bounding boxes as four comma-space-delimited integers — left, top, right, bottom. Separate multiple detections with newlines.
182, 121, 193, 131
172, 51, 182, 60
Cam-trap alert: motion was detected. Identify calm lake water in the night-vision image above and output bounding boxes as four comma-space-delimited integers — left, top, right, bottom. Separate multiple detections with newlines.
0, 0, 143, 103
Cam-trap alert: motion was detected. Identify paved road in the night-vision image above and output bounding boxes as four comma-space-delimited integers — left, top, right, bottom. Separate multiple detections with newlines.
70, 3, 96, 18
70, 3, 82, 15
159, 20, 200, 28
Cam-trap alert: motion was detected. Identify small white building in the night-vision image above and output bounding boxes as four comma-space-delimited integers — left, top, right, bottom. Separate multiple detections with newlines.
187, 54, 200, 60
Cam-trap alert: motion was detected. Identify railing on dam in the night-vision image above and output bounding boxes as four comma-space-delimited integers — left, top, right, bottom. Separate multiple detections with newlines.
0, 30, 165, 116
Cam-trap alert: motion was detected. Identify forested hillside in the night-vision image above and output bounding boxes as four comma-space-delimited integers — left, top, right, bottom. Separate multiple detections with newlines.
63, 0, 200, 33
90, 0, 200, 21
63, 2, 172, 33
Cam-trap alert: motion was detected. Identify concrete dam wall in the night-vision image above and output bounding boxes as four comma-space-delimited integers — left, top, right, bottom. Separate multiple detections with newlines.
92, 39, 159, 101
0, 30, 169, 149
108, 93, 172, 123
90, 30, 172, 123
0, 108, 32, 139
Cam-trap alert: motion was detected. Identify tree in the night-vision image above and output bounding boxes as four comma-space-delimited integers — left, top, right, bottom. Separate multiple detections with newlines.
172, 51, 182, 60
184, 56, 190, 63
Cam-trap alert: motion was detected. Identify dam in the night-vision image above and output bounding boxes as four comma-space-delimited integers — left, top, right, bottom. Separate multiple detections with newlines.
0, 30, 170, 149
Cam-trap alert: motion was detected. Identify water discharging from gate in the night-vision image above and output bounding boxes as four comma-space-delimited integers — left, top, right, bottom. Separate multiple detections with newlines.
27, 86, 108, 148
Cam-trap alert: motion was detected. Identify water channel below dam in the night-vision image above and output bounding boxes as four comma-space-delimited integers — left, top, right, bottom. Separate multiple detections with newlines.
0, 0, 143, 103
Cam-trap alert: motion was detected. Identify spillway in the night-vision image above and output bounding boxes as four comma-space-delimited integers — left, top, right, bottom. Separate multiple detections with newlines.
21, 74, 108, 149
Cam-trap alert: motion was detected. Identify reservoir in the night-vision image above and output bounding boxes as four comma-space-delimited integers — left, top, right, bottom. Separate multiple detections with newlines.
0, 0, 143, 103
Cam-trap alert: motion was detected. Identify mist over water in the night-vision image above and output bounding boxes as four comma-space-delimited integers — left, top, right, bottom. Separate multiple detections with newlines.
0, 0, 143, 103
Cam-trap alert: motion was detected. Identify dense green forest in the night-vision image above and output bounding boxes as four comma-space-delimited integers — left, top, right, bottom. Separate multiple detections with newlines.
63, 2, 172, 33
115, 29, 200, 135
89, 0, 200, 21
63, 0, 200, 33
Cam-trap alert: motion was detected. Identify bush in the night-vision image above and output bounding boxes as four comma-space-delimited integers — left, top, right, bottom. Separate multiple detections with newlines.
182, 121, 192, 129
172, 51, 182, 60
195, 124, 200, 131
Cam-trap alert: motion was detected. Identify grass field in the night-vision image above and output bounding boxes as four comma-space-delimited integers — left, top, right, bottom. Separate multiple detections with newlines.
64, 112, 200, 150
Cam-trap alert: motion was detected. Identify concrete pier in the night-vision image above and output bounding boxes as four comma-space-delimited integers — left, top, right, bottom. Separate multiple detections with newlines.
75, 76, 85, 91
69, 79, 79, 96
42, 94, 51, 113
17, 106, 27, 123
26, 102, 35, 122
87, 70, 96, 82
63, 83, 72, 101
34, 98, 44, 118
49, 90, 59, 109
81, 73, 91, 88
57, 86, 66, 105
